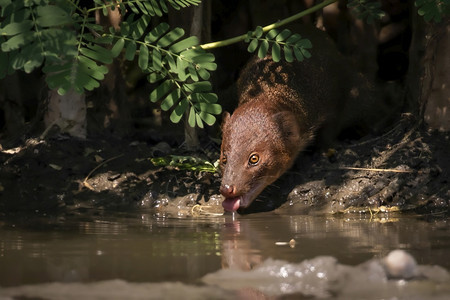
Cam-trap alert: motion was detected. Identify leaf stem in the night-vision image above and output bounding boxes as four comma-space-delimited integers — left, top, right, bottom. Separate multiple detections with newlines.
200, 0, 338, 50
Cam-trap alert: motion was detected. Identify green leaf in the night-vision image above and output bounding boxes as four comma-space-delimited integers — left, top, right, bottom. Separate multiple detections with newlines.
196, 102, 222, 114
148, 72, 164, 83
196, 67, 210, 80
187, 64, 199, 81
1, 31, 33, 51
196, 61, 217, 71
272, 42, 281, 62
165, 53, 177, 70
254, 26, 263, 38
293, 46, 304, 62
159, 0, 168, 13
131, 15, 151, 39
170, 97, 188, 123
169, 35, 199, 53
23, 51, 43, 73
195, 113, 204, 128
266, 29, 278, 39
296, 38, 312, 49
36, 5, 71, 27
176, 56, 188, 81
157, 27, 184, 47
286, 33, 302, 44
150, 0, 163, 16
111, 38, 125, 57
276, 29, 292, 42
152, 49, 162, 71
199, 112, 216, 126
302, 48, 311, 59
247, 39, 258, 53
188, 106, 196, 127
284, 45, 294, 62
191, 92, 218, 104
0, 20, 33, 36
161, 89, 181, 111
183, 81, 212, 93
258, 39, 269, 58
79, 56, 107, 80
194, 52, 215, 62
145, 22, 170, 43
150, 79, 173, 102
138, 44, 149, 70
125, 41, 136, 61
80, 45, 113, 64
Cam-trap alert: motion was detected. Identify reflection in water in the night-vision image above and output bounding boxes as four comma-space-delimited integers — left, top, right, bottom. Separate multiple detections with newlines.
0, 212, 450, 299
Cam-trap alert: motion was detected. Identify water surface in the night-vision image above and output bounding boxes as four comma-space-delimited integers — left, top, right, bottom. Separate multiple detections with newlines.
1, 211, 449, 299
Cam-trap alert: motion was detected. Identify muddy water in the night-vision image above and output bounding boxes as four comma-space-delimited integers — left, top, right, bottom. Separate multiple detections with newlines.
1, 211, 450, 299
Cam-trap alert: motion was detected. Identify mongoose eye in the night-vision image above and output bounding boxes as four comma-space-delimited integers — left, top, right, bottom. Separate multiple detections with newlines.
248, 153, 260, 165
221, 153, 227, 165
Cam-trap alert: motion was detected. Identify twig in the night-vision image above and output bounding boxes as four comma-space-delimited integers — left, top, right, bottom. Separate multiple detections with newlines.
83, 154, 124, 190
338, 166, 417, 173
200, 0, 338, 50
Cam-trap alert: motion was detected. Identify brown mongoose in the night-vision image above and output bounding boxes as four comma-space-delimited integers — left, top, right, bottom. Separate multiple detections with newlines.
219, 26, 390, 212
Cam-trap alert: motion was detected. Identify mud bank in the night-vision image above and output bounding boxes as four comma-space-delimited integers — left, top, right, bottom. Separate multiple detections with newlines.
0, 116, 449, 216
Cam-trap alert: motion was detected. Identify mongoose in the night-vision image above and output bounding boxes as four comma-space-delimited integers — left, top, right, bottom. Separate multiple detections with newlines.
219, 26, 389, 212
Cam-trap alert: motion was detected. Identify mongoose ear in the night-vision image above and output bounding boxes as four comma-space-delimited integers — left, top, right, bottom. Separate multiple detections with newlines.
221, 112, 231, 130
273, 111, 301, 148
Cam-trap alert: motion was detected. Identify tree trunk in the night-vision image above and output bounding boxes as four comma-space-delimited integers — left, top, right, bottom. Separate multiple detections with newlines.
407, 11, 450, 131
170, 2, 212, 150
44, 89, 87, 139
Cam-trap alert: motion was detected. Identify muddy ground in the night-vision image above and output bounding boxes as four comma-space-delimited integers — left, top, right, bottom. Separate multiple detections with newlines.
0, 114, 449, 217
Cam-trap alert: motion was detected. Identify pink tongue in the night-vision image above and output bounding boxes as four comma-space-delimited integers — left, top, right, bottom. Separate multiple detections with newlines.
222, 197, 241, 212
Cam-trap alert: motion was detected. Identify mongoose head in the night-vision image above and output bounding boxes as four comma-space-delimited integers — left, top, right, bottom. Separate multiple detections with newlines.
219, 101, 303, 212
